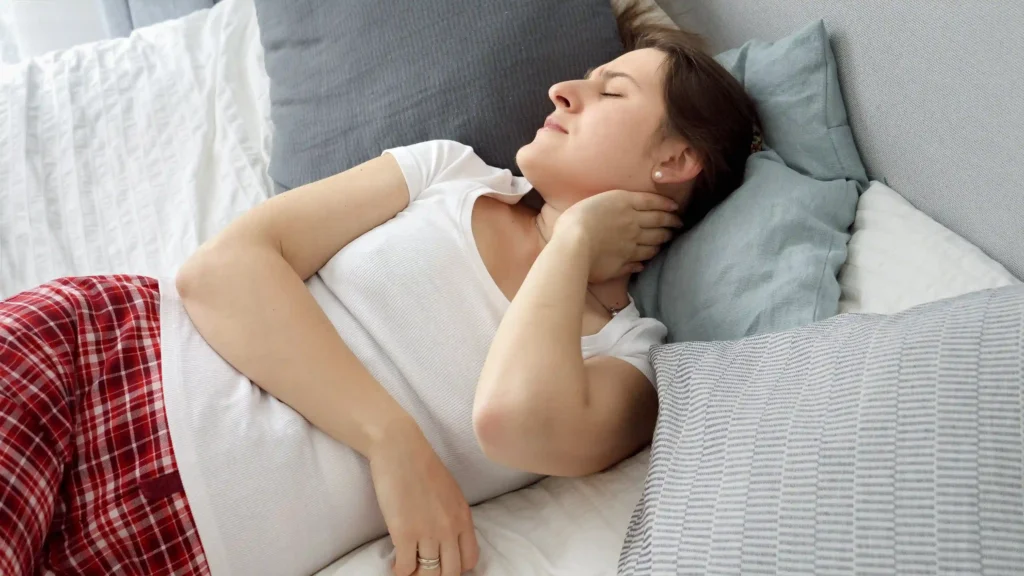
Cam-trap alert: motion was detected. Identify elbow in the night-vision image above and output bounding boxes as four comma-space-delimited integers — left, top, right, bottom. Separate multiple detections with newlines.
472, 372, 518, 465
175, 248, 217, 300
472, 399, 593, 477
472, 397, 539, 470
174, 257, 203, 299
472, 401, 513, 466
175, 240, 234, 302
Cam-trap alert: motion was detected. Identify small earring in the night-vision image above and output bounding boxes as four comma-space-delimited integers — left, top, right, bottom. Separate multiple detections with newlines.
653, 171, 663, 181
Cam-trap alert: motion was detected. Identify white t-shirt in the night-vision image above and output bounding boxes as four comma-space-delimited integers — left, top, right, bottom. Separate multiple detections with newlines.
157, 140, 667, 576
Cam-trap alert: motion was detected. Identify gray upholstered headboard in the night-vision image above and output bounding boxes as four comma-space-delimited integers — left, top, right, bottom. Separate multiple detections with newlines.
657, 0, 1024, 280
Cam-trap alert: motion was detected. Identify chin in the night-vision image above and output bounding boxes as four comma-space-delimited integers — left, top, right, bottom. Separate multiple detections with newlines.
516, 139, 610, 205
515, 140, 545, 183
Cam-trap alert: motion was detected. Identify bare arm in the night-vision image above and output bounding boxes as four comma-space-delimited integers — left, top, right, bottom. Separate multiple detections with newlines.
175, 154, 413, 456
176, 151, 480, 574
474, 228, 658, 477
474, 190, 678, 478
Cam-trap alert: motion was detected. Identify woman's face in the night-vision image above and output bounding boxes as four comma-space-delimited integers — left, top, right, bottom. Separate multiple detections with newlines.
517, 48, 683, 210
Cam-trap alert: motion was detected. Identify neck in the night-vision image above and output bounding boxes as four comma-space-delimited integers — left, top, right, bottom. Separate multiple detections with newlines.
525, 201, 632, 310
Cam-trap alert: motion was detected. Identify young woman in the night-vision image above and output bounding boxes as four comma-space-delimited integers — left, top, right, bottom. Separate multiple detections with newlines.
0, 9, 759, 576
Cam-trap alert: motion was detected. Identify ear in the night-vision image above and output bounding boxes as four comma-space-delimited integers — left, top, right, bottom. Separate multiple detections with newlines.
653, 144, 703, 185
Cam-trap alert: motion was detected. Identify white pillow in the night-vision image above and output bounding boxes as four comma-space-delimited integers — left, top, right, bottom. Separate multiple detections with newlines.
839, 181, 1021, 315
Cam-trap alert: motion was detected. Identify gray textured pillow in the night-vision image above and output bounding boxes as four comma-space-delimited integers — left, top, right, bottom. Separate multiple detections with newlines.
620, 285, 1024, 575
253, 0, 623, 191
631, 21, 867, 343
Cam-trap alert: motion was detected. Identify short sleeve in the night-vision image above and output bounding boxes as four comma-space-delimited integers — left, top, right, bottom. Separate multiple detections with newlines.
383, 140, 530, 203
604, 317, 668, 384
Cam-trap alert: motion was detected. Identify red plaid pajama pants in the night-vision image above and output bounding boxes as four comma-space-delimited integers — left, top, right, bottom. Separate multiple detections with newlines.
0, 276, 209, 575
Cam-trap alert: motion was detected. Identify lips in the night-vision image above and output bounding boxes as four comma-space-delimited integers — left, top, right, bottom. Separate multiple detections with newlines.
543, 116, 568, 134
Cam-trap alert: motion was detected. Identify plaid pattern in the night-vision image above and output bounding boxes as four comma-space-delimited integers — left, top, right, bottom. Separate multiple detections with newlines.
0, 276, 209, 576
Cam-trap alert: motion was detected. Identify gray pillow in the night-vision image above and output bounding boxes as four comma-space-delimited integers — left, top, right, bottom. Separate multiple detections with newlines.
631, 21, 868, 343
619, 285, 1024, 575
253, 0, 623, 191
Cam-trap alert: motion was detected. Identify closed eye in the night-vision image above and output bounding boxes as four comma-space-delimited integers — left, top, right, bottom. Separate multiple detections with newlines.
600, 92, 623, 98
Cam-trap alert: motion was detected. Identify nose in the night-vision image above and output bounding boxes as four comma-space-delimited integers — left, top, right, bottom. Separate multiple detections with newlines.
548, 80, 581, 112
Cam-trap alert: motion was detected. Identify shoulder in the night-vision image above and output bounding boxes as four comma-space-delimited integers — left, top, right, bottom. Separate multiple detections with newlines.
383, 140, 531, 202
383, 140, 489, 183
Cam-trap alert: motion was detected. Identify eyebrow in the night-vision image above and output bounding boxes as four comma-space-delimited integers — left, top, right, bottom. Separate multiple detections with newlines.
584, 67, 641, 88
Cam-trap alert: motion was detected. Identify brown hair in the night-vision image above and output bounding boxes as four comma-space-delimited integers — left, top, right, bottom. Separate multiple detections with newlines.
617, 2, 761, 229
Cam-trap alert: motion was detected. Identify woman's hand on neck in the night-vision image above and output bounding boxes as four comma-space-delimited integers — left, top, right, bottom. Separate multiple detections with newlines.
530, 201, 633, 311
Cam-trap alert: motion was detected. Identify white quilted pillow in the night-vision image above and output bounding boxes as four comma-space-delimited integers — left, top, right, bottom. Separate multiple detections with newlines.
839, 181, 1021, 315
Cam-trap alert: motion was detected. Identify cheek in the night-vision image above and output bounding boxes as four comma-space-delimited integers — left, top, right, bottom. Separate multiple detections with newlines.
589, 112, 645, 141
575, 111, 653, 171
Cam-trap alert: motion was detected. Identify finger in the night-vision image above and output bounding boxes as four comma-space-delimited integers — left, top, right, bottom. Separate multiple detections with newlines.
440, 537, 462, 576
637, 228, 675, 246
630, 192, 679, 213
393, 535, 418, 576
632, 245, 661, 262
417, 538, 441, 573
637, 210, 683, 229
459, 529, 480, 572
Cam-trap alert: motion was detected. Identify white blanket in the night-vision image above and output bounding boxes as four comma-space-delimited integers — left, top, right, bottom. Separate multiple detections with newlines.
0, 0, 273, 299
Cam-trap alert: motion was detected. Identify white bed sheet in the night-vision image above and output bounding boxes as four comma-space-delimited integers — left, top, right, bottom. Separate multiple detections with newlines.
0, 1, 652, 574
317, 452, 648, 576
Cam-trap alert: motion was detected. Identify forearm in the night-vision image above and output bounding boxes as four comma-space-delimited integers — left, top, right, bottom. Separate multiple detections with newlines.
475, 229, 591, 457
177, 242, 414, 458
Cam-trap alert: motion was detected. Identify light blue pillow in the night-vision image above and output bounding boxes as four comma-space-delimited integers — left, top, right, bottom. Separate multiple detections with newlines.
718, 21, 867, 183
631, 20, 868, 342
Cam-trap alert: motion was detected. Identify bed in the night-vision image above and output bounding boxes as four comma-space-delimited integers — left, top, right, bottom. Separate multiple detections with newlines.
1, 0, 1021, 574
